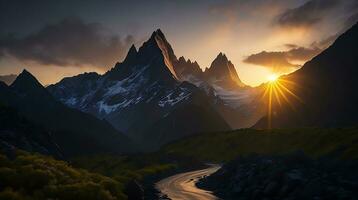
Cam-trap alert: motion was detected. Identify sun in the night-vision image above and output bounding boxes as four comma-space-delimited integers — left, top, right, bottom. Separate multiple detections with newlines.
261, 74, 303, 129
267, 74, 279, 83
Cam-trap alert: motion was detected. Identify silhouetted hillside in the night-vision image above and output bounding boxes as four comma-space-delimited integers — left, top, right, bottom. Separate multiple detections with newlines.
255, 23, 358, 128
0, 71, 133, 157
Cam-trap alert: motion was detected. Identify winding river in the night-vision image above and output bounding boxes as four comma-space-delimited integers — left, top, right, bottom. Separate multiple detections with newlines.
156, 165, 221, 200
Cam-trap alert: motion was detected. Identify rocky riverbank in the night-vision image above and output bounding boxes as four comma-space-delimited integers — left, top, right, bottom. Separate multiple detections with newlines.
197, 152, 358, 200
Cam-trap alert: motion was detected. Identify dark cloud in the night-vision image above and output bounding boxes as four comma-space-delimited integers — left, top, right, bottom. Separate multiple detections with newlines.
0, 17, 134, 68
244, 45, 322, 72
275, 0, 341, 28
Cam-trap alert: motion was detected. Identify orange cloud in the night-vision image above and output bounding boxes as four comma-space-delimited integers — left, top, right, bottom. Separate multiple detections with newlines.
243, 45, 322, 73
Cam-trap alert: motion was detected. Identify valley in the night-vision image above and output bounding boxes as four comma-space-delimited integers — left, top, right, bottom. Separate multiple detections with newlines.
1, 2, 358, 199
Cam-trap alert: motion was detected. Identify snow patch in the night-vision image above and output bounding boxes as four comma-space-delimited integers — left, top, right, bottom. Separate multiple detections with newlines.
158, 90, 191, 107
64, 97, 78, 106
97, 101, 121, 114
212, 84, 252, 108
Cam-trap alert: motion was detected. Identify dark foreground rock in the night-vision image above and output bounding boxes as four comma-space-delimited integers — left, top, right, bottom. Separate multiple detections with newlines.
125, 180, 144, 200
197, 152, 358, 200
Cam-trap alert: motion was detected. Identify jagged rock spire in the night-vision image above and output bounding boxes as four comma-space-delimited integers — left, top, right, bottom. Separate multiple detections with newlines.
136, 29, 179, 80
10, 69, 50, 97
11, 69, 43, 89
205, 53, 245, 87
123, 44, 138, 64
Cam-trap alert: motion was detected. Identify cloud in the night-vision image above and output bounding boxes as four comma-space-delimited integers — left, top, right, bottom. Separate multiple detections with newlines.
308, 2, 358, 49
244, 45, 322, 72
274, 0, 341, 28
0, 17, 134, 69
310, 34, 339, 49
245, 51, 295, 67
286, 46, 321, 61
311, 9, 358, 49
284, 44, 299, 49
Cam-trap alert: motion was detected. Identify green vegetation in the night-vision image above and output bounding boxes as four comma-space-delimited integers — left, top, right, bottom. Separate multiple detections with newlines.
0, 151, 126, 200
71, 154, 177, 184
2, 128, 357, 199
162, 128, 358, 162
0, 151, 178, 200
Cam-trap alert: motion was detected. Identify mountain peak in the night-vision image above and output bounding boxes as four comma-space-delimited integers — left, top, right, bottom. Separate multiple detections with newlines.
138, 29, 179, 80
208, 52, 231, 72
128, 44, 137, 53
151, 29, 165, 39
205, 53, 245, 87
20, 69, 32, 76
215, 52, 228, 62
13, 69, 42, 87
178, 56, 186, 63
123, 44, 138, 63
11, 69, 48, 95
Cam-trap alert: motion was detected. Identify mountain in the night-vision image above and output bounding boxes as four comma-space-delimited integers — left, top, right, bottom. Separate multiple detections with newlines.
203, 53, 257, 111
254, 23, 358, 128
173, 56, 204, 84
11, 69, 51, 98
143, 89, 230, 148
0, 104, 63, 158
0, 74, 17, 85
172, 52, 259, 121
0, 70, 132, 157
48, 29, 231, 149
205, 53, 245, 88
173, 52, 254, 108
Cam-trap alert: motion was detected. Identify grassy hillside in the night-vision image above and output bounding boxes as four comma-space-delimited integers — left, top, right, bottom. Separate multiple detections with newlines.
0, 72, 133, 157
0, 151, 126, 200
0, 105, 63, 158
71, 155, 177, 183
0, 150, 178, 200
70, 155, 181, 199
162, 128, 358, 162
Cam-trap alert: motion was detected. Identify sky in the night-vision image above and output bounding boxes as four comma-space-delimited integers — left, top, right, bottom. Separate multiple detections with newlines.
0, 0, 357, 86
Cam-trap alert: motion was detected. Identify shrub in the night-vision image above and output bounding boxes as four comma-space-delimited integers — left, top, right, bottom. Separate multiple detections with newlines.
0, 188, 24, 200
0, 151, 127, 200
